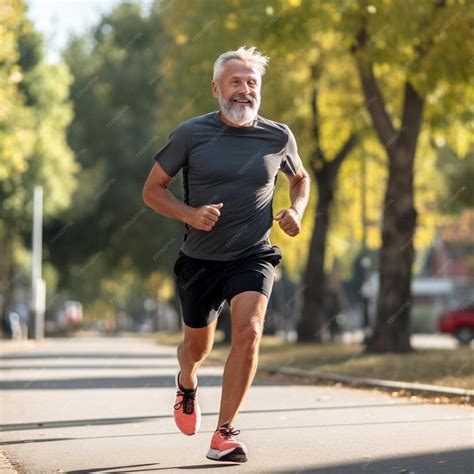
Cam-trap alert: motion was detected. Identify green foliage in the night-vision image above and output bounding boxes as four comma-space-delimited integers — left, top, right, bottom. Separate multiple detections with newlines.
0, 0, 35, 191
32, 0, 472, 311
0, 3, 76, 231
437, 146, 474, 212
154, 0, 472, 282
50, 3, 169, 297
0, 1, 77, 318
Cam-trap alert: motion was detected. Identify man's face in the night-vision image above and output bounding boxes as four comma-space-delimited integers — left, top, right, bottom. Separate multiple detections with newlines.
211, 59, 261, 126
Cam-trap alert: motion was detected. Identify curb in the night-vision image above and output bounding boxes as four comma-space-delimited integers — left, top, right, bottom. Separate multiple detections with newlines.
257, 363, 473, 399
206, 355, 471, 399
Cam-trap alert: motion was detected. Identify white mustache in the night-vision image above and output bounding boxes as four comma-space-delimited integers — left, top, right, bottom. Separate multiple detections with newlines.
230, 95, 254, 104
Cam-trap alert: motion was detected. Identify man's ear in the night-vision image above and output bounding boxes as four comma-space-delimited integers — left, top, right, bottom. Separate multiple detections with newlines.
211, 80, 218, 98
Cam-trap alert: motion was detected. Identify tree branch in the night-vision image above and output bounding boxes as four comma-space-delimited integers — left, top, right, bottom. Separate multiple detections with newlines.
400, 81, 424, 157
399, 1, 447, 155
351, 23, 396, 147
333, 133, 359, 170
310, 63, 325, 166
311, 83, 320, 147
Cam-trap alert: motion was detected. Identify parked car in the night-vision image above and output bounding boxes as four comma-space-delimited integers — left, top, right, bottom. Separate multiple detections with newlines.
438, 303, 474, 344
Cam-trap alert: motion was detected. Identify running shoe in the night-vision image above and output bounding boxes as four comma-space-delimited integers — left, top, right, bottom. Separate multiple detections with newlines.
206, 423, 248, 463
173, 371, 201, 435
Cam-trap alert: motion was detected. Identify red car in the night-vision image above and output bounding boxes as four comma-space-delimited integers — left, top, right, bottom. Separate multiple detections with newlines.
438, 303, 474, 344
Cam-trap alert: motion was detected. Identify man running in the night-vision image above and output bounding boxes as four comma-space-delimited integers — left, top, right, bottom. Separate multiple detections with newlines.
143, 46, 310, 463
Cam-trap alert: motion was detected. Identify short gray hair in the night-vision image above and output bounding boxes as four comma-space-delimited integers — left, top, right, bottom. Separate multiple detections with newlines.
213, 46, 270, 81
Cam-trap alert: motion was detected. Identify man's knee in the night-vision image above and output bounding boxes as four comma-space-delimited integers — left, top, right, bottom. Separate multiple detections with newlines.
180, 339, 212, 363
232, 324, 262, 353
179, 320, 216, 364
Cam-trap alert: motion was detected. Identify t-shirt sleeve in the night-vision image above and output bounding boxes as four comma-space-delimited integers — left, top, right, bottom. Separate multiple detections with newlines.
279, 125, 303, 177
152, 122, 191, 177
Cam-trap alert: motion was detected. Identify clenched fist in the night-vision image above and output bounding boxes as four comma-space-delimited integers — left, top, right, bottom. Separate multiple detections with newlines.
187, 203, 223, 231
274, 207, 301, 237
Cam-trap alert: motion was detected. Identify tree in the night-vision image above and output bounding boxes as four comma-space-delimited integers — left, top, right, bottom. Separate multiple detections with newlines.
48, 2, 166, 301
273, 0, 472, 349
154, 1, 367, 290
0, 0, 34, 325
347, 0, 473, 352
297, 61, 358, 341
0, 0, 76, 327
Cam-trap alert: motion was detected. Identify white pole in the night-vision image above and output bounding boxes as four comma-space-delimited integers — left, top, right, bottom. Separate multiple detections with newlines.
32, 185, 45, 340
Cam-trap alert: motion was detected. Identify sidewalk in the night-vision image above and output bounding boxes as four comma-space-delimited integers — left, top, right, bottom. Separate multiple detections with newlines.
1, 336, 472, 473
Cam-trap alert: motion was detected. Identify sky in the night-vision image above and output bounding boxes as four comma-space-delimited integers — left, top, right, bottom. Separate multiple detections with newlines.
27, 0, 150, 63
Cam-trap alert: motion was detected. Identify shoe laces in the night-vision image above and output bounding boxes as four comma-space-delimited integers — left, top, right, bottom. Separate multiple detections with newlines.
174, 390, 195, 415
218, 423, 240, 439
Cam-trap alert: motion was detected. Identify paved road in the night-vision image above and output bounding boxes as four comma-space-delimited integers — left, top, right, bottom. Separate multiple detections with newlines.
0, 336, 472, 473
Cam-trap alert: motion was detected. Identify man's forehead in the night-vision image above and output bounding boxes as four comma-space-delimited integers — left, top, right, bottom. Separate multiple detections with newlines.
228, 73, 259, 81
221, 59, 260, 78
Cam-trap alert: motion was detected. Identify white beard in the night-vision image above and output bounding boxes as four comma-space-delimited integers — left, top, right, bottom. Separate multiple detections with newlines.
218, 94, 260, 126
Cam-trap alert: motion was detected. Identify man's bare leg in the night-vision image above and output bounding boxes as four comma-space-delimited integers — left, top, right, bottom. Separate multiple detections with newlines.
217, 290, 268, 426
177, 318, 218, 390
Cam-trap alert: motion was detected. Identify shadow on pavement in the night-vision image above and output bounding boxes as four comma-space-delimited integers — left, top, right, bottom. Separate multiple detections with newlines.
0, 365, 180, 370
69, 462, 161, 473
0, 372, 294, 390
2, 416, 467, 447
69, 462, 238, 472
0, 353, 176, 360
0, 402, 410, 433
274, 448, 474, 473
0, 374, 192, 390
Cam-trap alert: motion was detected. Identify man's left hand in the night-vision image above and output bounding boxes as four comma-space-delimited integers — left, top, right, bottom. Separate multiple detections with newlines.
274, 208, 301, 237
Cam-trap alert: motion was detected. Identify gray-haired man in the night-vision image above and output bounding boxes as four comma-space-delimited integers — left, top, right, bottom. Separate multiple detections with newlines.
143, 46, 310, 463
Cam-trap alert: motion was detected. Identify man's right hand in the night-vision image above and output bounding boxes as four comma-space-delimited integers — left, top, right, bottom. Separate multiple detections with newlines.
186, 203, 223, 231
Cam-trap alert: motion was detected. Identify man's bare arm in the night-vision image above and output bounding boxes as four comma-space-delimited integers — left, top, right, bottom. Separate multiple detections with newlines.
142, 163, 193, 223
274, 166, 311, 237
142, 163, 222, 232
288, 167, 310, 220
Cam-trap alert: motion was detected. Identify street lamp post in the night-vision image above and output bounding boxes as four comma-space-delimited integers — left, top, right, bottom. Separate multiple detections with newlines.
31, 185, 46, 340
361, 255, 371, 337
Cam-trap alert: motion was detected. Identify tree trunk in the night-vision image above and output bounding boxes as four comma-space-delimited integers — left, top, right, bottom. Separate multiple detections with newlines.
366, 84, 423, 353
0, 233, 15, 338
296, 62, 358, 342
297, 135, 357, 342
352, 21, 425, 352
297, 172, 333, 341
366, 149, 417, 352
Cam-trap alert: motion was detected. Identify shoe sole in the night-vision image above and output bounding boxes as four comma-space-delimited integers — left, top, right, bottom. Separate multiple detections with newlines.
206, 447, 248, 463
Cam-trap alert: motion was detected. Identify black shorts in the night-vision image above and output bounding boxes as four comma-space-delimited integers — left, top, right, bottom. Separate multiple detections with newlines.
173, 243, 282, 329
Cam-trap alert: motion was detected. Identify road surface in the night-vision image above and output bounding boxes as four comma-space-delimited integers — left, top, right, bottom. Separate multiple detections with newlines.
1, 336, 472, 473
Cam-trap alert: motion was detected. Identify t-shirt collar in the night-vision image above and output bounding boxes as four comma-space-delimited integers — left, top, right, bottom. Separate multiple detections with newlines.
215, 110, 258, 129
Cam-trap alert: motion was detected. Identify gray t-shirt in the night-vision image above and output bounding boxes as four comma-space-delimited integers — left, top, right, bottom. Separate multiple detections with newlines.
153, 110, 302, 261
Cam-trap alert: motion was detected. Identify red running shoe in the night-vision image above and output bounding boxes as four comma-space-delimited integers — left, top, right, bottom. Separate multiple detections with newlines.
206, 423, 248, 463
173, 372, 201, 436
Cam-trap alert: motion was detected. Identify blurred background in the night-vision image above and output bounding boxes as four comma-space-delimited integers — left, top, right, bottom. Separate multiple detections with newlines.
1, 0, 473, 352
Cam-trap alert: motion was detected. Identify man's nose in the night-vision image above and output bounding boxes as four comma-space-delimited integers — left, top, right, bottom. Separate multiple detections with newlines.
240, 83, 251, 95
